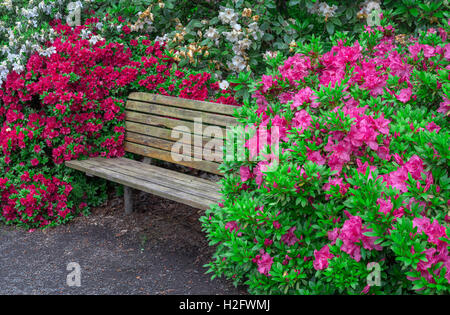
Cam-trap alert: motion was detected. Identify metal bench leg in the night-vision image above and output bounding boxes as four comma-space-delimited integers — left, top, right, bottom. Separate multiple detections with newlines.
124, 186, 133, 215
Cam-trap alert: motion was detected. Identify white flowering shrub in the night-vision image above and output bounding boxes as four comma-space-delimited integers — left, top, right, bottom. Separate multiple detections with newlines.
286, 0, 447, 36
0, 0, 170, 86
159, 1, 300, 84
0, 0, 446, 91
0, 0, 222, 86
137, 0, 448, 98
0, 0, 93, 85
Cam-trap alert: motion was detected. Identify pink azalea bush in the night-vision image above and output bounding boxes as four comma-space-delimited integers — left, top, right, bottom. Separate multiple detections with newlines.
0, 18, 237, 229
201, 22, 450, 294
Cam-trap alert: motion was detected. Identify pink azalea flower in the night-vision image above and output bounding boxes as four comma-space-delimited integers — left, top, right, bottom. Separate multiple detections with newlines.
444, 44, 450, 60
240, 166, 251, 182
425, 220, 447, 246
361, 284, 371, 294
307, 150, 326, 165
331, 140, 351, 163
273, 221, 281, 229
292, 109, 312, 133
257, 252, 274, 276
413, 216, 430, 231
396, 88, 412, 103
271, 115, 289, 142
404, 155, 424, 180
261, 75, 276, 93
426, 122, 441, 133
408, 43, 422, 59
328, 228, 340, 245
291, 87, 318, 109
281, 227, 299, 246
339, 214, 382, 262
437, 97, 450, 115
377, 197, 393, 215
374, 114, 390, 135
245, 124, 271, 159
377, 146, 391, 161
422, 45, 436, 58
313, 245, 334, 270
278, 92, 294, 104
279, 55, 312, 84
225, 221, 239, 233
356, 159, 377, 180
254, 161, 268, 188
386, 166, 409, 193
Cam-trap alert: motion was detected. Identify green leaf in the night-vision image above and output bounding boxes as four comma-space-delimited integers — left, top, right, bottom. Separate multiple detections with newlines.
409, 8, 419, 17
326, 23, 335, 35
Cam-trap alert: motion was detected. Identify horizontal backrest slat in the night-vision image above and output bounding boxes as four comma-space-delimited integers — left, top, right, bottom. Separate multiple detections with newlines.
126, 100, 236, 127
124, 142, 221, 175
128, 92, 237, 116
126, 111, 227, 139
125, 93, 237, 175
125, 121, 224, 147
126, 131, 223, 160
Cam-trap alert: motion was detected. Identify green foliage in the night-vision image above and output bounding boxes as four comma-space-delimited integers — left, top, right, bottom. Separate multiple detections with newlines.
201, 24, 450, 295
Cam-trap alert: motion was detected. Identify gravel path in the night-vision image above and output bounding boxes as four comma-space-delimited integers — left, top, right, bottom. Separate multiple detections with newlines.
0, 191, 246, 295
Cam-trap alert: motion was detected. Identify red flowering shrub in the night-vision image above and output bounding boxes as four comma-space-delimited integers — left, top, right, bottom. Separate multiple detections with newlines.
201, 23, 450, 294
0, 19, 237, 229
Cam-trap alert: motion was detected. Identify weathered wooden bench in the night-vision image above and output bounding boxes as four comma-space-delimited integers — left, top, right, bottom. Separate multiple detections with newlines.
65, 92, 237, 213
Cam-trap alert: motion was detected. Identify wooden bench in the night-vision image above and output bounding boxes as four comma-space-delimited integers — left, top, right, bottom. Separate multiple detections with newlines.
65, 92, 237, 213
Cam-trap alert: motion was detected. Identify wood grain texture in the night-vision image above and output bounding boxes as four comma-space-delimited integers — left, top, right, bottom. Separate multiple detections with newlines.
125, 111, 227, 139
94, 157, 220, 187
124, 93, 237, 174
124, 186, 134, 214
88, 157, 222, 200
65, 158, 221, 210
125, 132, 223, 161
125, 122, 224, 151
124, 142, 221, 175
126, 100, 236, 127
128, 92, 237, 116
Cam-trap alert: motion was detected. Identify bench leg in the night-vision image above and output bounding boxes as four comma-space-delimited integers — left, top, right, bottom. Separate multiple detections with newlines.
124, 186, 133, 215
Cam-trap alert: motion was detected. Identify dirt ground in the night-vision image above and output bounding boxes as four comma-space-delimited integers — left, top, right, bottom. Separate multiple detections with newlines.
0, 191, 247, 295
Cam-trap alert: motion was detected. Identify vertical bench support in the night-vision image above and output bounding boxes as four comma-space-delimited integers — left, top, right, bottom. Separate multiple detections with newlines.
124, 159, 150, 215
124, 186, 133, 215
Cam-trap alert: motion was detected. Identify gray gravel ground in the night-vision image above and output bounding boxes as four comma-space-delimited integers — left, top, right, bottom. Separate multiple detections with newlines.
0, 191, 247, 295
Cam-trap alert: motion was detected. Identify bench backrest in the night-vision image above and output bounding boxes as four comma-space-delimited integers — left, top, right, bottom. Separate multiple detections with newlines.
124, 92, 237, 175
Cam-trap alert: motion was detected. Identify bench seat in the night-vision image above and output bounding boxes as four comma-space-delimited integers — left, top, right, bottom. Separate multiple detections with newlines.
65, 157, 222, 211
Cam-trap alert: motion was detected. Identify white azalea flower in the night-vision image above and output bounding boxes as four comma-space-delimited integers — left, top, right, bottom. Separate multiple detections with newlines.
218, 7, 238, 24
223, 29, 243, 43
155, 34, 169, 44
205, 27, 219, 40
263, 50, 278, 60
230, 22, 241, 32
238, 38, 252, 50
228, 55, 246, 72
219, 80, 230, 90
12, 62, 24, 73
318, 2, 338, 17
